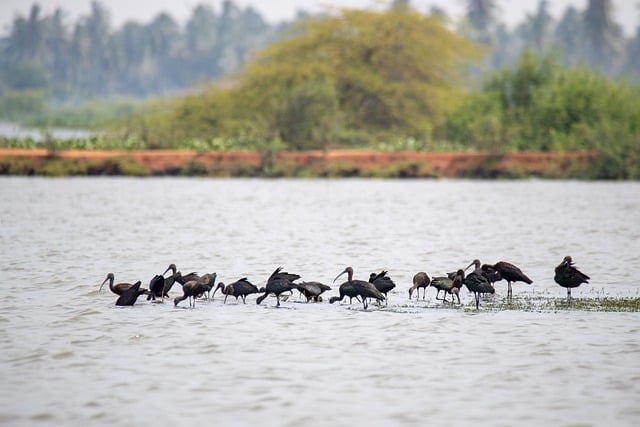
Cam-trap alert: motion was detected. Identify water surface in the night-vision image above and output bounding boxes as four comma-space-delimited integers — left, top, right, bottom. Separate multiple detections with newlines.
0, 178, 638, 426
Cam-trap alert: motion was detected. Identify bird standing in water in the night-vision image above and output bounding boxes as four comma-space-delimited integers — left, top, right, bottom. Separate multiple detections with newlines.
409, 272, 430, 300
333, 267, 385, 310
554, 256, 589, 301
256, 267, 298, 307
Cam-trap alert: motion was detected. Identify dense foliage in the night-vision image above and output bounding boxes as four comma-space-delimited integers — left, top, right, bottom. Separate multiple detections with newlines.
120, 8, 479, 150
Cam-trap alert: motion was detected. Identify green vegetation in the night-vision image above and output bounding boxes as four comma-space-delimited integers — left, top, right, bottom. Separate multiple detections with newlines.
1, 2, 639, 179
119, 8, 479, 150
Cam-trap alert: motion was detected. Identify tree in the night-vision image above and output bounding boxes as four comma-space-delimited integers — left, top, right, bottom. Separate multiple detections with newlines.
465, 0, 498, 44
554, 6, 583, 66
582, 0, 624, 75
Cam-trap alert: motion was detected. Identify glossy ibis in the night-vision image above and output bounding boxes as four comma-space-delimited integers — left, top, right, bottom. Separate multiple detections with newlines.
217, 278, 260, 304
481, 260, 532, 300
115, 281, 146, 306
174, 280, 207, 308
464, 270, 495, 309
162, 271, 182, 298
146, 274, 165, 301
409, 272, 430, 300
294, 282, 331, 302
430, 275, 459, 303
554, 256, 590, 300
466, 259, 501, 288
430, 276, 453, 301
99, 273, 147, 296
369, 271, 396, 305
197, 273, 217, 299
333, 267, 385, 310
256, 267, 298, 307
329, 282, 361, 305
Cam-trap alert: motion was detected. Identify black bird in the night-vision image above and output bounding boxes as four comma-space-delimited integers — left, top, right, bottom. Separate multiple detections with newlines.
329, 282, 361, 305
466, 259, 501, 288
554, 256, 590, 300
256, 267, 298, 307
294, 281, 331, 302
99, 273, 147, 296
162, 271, 182, 298
174, 280, 207, 308
430, 275, 460, 303
464, 270, 495, 309
409, 272, 430, 300
146, 274, 165, 301
216, 278, 260, 304
430, 276, 453, 301
447, 269, 465, 304
333, 267, 385, 310
115, 281, 146, 306
197, 273, 217, 299
167, 263, 200, 286
369, 271, 396, 305
489, 260, 532, 300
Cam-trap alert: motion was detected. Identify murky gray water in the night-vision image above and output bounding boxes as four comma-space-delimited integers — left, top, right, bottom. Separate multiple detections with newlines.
1, 178, 639, 426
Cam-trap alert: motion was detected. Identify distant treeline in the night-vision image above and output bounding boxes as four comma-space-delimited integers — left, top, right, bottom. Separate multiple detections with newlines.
0, 1, 287, 102
0, 0, 638, 105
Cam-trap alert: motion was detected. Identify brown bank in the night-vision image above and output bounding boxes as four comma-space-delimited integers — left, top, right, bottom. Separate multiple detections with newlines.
0, 149, 597, 178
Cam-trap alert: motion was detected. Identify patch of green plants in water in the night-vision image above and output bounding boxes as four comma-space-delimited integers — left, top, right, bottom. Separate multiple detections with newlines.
461, 294, 640, 312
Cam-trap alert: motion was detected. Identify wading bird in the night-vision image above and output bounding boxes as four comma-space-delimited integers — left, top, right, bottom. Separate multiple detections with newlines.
333, 267, 385, 310
115, 281, 146, 306
256, 267, 298, 307
99, 273, 147, 296
174, 280, 207, 308
217, 278, 260, 304
146, 274, 165, 301
409, 272, 430, 300
329, 282, 361, 305
554, 256, 590, 301
369, 271, 396, 305
294, 282, 331, 302
464, 269, 495, 309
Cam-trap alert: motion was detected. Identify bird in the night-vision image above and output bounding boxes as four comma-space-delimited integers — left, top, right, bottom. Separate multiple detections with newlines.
162, 271, 182, 298
98, 273, 147, 296
430, 275, 458, 303
369, 271, 396, 305
464, 269, 495, 309
479, 260, 532, 300
293, 281, 331, 302
197, 273, 217, 299
164, 263, 200, 286
554, 256, 590, 301
329, 282, 362, 305
115, 281, 146, 306
333, 267, 385, 310
216, 278, 260, 304
256, 267, 298, 307
146, 274, 165, 301
409, 272, 430, 300
430, 275, 454, 301
174, 280, 207, 308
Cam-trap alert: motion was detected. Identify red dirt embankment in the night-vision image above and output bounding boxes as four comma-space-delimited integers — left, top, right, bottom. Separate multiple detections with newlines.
0, 149, 598, 177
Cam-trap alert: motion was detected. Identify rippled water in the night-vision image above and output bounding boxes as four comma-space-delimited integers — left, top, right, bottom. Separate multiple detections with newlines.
1, 177, 639, 426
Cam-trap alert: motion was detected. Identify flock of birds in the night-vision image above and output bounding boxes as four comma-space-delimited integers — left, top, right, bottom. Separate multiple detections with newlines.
98, 256, 590, 310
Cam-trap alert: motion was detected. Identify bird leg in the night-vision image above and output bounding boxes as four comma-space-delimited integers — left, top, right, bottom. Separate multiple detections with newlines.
276, 295, 281, 307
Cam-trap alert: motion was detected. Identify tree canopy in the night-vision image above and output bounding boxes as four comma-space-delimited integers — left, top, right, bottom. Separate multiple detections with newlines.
124, 7, 479, 150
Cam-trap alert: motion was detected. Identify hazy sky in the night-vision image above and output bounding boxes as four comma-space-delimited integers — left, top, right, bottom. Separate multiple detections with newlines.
1, 0, 638, 37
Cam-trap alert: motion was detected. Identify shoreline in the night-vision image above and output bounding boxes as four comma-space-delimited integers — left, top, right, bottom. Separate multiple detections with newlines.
0, 148, 598, 178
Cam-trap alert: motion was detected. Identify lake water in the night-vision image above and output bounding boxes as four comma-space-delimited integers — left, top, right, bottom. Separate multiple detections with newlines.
0, 121, 95, 141
0, 178, 639, 426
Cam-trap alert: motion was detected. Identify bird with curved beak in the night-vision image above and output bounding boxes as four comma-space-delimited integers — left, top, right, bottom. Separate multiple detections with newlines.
333, 267, 384, 310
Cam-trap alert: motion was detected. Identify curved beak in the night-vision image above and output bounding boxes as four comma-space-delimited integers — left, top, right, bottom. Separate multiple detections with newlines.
212, 282, 224, 296
465, 261, 475, 271
333, 269, 347, 284
98, 277, 109, 292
